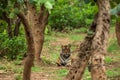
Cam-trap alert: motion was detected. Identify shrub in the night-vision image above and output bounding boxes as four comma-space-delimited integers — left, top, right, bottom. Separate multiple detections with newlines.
0, 33, 27, 60
49, 0, 97, 31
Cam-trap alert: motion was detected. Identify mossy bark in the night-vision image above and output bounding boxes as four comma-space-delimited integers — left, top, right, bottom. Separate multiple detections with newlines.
65, 0, 110, 80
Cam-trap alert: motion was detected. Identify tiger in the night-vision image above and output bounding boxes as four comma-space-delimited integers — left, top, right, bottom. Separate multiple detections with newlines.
56, 44, 72, 66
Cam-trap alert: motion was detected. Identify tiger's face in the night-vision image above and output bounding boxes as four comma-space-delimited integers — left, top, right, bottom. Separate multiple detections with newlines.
61, 44, 71, 59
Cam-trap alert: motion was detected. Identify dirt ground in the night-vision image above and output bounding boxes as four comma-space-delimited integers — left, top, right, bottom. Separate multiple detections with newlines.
0, 34, 120, 80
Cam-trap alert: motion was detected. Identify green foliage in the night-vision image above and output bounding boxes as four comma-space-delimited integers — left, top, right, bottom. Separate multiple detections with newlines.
33, 0, 55, 13
15, 74, 22, 80
0, 20, 8, 33
42, 56, 52, 64
70, 35, 84, 41
72, 27, 88, 33
83, 69, 91, 80
0, 33, 27, 60
49, 0, 97, 31
32, 66, 42, 72
105, 56, 114, 64
56, 68, 68, 77
107, 39, 120, 54
107, 68, 120, 78
110, 4, 120, 16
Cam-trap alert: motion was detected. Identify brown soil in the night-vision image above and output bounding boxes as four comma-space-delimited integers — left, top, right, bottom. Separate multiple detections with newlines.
0, 72, 14, 80
0, 34, 120, 80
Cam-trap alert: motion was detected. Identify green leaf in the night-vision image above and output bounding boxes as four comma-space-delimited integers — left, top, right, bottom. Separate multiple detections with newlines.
17, 0, 24, 4
14, 8, 19, 14
45, 1, 53, 10
9, 12, 15, 18
110, 4, 120, 16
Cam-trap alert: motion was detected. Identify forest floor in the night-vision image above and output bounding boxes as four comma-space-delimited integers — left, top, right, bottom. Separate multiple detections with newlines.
0, 27, 120, 80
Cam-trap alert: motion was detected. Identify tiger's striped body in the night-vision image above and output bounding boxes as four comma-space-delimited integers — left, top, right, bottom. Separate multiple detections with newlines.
56, 44, 71, 66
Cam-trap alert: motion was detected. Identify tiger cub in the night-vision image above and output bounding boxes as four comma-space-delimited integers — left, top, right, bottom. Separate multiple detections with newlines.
56, 44, 72, 66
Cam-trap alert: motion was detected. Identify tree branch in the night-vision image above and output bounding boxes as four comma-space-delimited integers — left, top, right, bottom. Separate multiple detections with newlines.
39, 4, 45, 22
17, 12, 28, 29
43, 11, 49, 25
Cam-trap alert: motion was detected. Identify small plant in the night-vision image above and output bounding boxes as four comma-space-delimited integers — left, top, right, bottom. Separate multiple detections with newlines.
72, 28, 88, 33
107, 68, 120, 78
49, 0, 97, 31
0, 34, 27, 60
15, 74, 22, 80
83, 68, 91, 80
32, 66, 42, 72
12, 67, 23, 74
69, 34, 85, 41
57, 68, 68, 77
105, 56, 114, 64
107, 39, 120, 54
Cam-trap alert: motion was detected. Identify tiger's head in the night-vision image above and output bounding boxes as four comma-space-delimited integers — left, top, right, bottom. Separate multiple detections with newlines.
61, 44, 71, 59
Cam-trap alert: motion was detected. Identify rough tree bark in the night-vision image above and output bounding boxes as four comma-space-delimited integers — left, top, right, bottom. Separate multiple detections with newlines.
116, 20, 120, 46
27, 4, 49, 62
65, 13, 98, 80
14, 18, 21, 36
18, 13, 35, 80
91, 0, 110, 80
17, 1, 49, 79
65, 0, 110, 80
115, 13, 120, 46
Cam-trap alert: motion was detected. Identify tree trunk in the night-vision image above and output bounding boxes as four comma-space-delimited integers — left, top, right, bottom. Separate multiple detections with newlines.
27, 4, 49, 62
91, 0, 110, 80
18, 12, 35, 80
65, 13, 97, 80
116, 20, 120, 46
115, 13, 120, 46
7, 22, 13, 38
3, 12, 13, 38
14, 18, 21, 36
65, 0, 110, 80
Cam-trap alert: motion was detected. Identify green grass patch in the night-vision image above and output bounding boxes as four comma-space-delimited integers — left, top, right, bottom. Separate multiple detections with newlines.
107, 68, 120, 78
107, 40, 120, 54
110, 27, 115, 33
69, 34, 85, 41
56, 68, 68, 77
45, 35, 57, 42
72, 28, 88, 33
83, 69, 91, 80
49, 53, 59, 64
32, 66, 42, 72
52, 31, 69, 37
13, 60, 22, 65
12, 67, 23, 73
105, 56, 114, 64
15, 74, 22, 80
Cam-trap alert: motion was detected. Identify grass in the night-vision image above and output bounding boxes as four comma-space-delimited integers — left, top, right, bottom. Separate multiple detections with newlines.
15, 74, 22, 80
107, 39, 120, 54
1, 28, 120, 80
72, 27, 88, 33
107, 68, 120, 78
56, 68, 68, 77
45, 34, 57, 42
105, 56, 114, 64
32, 66, 42, 72
69, 34, 85, 41
110, 27, 115, 33
83, 69, 91, 80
